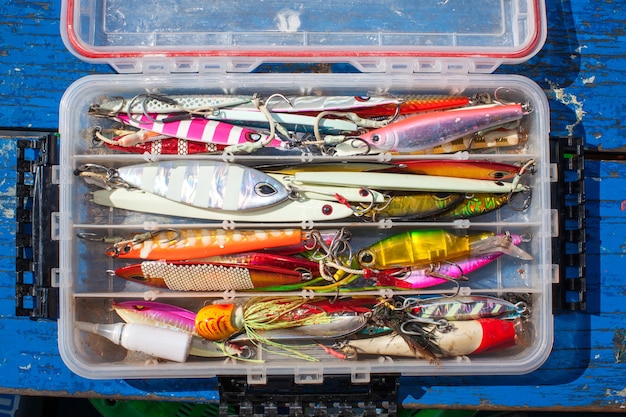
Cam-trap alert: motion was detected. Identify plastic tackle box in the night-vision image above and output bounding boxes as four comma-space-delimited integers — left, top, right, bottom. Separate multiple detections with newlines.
57, 0, 554, 384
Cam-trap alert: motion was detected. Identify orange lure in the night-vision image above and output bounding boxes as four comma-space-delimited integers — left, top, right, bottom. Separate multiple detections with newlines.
106, 228, 310, 260
390, 160, 521, 180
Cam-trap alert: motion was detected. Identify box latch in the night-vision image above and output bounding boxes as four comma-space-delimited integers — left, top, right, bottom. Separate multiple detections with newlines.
218, 374, 399, 417
550, 136, 586, 311
14, 131, 60, 319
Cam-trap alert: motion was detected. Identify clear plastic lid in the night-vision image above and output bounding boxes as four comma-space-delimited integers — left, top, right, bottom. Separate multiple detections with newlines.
61, 0, 546, 73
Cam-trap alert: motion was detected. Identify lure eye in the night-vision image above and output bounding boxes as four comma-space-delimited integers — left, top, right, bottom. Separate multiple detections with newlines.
321, 204, 333, 215
355, 96, 371, 102
490, 171, 509, 180
131, 275, 149, 282
433, 192, 454, 200
371, 134, 381, 143
122, 244, 132, 254
358, 250, 375, 267
245, 132, 263, 142
254, 182, 278, 197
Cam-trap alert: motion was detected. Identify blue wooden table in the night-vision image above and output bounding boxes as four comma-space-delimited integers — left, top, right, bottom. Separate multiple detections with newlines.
0, 0, 624, 411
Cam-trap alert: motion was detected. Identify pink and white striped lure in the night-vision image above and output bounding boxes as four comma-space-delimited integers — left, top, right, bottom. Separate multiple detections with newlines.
116, 113, 285, 148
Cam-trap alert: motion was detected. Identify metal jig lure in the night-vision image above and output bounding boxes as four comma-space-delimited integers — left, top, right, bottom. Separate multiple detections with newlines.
77, 160, 290, 211
115, 113, 285, 149
90, 188, 354, 222
390, 160, 522, 181
292, 170, 529, 195
404, 295, 530, 322
90, 94, 254, 117
100, 136, 223, 155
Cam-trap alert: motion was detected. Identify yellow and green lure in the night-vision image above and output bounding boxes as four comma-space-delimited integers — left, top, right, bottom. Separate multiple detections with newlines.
359, 192, 465, 220
432, 193, 510, 220
357, 229, 532, 269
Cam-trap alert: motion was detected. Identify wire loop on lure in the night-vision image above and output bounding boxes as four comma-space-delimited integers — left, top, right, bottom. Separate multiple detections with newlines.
223, 93, 291, 154
311, 110, 395, 152
493, 87, 534, 115
74, 163, 130, 190
89, 96, 125, 117
507, 159, 536, 211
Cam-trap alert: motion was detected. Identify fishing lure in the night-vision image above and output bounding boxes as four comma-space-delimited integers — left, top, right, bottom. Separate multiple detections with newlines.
390, 160, 521, 181
197, 252, 321, 275
195, 297, 375, 360
103, 137, 222, 155
90, 94, 254, 116
115, 113, 286, 148
94, 94, 401, 116
340, 318, 525, 360
356, 229, 532, 269
245, 95, 403, 114
91, 188, 354, 222
105, 228, 324, 260
292, 170, 528, 194
80, 160, 289, 211
113, 260, 315, 291
268, 173, 386, 204
206, 108, 363, 135
406, 295, 529, 321
112, 300, 246, 358
355, 103, 526, 153
431, 193, 510, 220
358, 192, 465, 220
352, 95, 471, 118
333, 127, 527, 156
372, 251, 504, 289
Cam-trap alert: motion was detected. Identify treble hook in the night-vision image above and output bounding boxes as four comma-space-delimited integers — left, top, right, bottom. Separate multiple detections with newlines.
507, 159, 536, 211
350, 188, 381, 218
494, 87, 533, 115
74, 163, 129, 190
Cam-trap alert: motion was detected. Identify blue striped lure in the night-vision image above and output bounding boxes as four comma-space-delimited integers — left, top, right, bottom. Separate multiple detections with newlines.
407, 295, 528, 321
117, 160, 289, 211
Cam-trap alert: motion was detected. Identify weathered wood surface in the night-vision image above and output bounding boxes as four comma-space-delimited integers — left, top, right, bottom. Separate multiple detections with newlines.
0, 0, 623, 411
